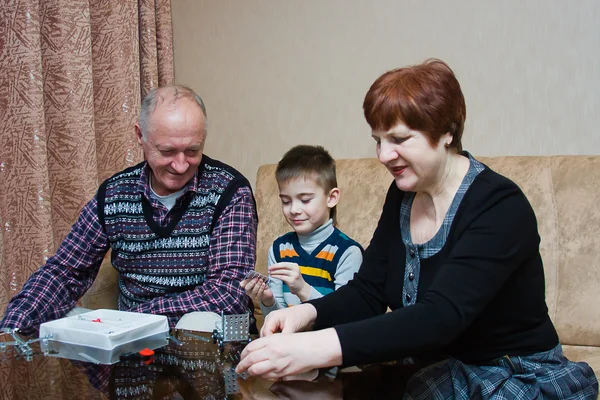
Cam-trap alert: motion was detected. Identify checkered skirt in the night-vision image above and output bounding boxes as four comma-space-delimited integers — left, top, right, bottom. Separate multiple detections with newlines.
404, 344, 598, 399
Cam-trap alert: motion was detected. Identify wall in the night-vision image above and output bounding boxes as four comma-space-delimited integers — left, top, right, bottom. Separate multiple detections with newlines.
172, 0, 600, 184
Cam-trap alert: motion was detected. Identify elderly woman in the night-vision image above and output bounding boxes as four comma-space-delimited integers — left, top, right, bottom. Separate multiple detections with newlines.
236, 59, 598, 398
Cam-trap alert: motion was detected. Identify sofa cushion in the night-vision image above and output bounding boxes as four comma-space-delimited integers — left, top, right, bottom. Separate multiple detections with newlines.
80, 253, 119, 310
562, 345, 600, 376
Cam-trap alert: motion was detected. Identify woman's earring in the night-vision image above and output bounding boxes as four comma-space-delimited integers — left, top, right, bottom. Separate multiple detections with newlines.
444, 142, 451, 148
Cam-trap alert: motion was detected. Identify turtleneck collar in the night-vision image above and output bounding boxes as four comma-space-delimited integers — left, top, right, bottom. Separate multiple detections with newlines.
297, 218, 335, 253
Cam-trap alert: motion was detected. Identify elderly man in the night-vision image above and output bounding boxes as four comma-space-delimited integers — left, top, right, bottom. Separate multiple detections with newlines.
0, 85, 258, 333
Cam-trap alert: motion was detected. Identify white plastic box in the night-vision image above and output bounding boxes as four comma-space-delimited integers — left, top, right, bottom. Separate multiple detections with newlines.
39, 309, 169, 364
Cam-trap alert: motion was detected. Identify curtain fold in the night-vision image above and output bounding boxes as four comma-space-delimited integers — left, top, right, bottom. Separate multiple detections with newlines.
156, 0, 175, 86
0, 0, 174, 397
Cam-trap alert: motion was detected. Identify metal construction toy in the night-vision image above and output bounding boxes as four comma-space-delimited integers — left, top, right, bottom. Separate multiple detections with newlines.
211, 311, 252, 352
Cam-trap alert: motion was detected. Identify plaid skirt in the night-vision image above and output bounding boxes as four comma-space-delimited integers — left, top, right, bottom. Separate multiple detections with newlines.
404, 344, 598, 400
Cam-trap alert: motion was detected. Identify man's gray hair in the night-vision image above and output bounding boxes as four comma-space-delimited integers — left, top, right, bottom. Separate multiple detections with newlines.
138, 85, 207, 139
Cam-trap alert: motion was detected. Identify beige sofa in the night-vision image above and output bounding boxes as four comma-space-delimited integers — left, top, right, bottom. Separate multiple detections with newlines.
83, 156, 600, 374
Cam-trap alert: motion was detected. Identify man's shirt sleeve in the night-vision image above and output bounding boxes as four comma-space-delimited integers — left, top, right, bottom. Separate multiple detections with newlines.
0, 196, 110, 334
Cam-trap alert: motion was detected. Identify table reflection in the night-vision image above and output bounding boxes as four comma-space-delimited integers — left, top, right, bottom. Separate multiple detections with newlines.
2, 329, 424, 399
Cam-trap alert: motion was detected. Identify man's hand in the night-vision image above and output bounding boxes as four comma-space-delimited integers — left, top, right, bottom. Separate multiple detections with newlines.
241, 276, 275, 307
268, 262, 312, 301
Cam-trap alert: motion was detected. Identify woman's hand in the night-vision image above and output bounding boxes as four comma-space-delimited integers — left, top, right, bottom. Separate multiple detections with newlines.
241, 276, 275, 307
268, 262, 312, 301
261, 303, 318, 337
235, 329, 343, 380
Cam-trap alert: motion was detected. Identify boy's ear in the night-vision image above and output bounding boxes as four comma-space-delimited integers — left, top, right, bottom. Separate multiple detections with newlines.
327, 188, 340, 208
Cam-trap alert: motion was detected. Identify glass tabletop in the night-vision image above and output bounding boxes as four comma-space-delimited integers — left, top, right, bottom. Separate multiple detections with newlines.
0, 329, 422, 399
0, 329, 246, 399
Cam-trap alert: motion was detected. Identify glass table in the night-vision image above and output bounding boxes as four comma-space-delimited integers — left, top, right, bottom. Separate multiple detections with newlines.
0, 329, 424, 399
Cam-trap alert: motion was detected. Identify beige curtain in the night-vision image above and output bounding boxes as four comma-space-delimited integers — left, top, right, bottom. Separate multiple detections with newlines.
0, 0, 174, 397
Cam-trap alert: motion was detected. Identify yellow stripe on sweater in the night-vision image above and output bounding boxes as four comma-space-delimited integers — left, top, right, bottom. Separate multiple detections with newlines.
299, 266, 332, 281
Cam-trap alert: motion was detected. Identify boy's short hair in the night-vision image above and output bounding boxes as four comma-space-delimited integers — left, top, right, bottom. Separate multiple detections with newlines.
276, 145, 338, 222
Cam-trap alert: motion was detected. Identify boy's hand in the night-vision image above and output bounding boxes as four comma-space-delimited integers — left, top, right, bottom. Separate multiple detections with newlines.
268, 262, 312, 301
241, 277, 275, 307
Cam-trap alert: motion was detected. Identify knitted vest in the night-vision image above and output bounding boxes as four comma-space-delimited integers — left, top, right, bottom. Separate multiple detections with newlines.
97, 156, 251, 310
273, 228, 362, 299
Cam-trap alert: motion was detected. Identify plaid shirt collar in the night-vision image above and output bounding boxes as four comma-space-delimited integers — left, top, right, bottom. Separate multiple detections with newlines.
137, 161, 201, 200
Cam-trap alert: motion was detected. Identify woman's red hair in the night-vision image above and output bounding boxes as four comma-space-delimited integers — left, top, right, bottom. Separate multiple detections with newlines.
363, 59, 466, 151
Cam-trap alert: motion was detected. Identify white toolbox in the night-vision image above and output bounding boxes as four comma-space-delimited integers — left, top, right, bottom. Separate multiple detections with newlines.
39, 309, 169, 364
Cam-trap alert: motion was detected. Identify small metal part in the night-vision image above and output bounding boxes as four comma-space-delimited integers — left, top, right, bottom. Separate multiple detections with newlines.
167, 334, 185, 347
0, 328, 53, 360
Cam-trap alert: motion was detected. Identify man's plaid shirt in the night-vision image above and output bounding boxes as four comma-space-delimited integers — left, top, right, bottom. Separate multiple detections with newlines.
0, 161, 257, 334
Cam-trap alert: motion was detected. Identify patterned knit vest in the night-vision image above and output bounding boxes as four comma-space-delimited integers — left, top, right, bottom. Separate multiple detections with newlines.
273, 228, 362, 300
97, 156, 252, 310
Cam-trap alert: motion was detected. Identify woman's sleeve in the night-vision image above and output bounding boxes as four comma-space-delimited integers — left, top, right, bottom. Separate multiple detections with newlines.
333, 183, 540, 367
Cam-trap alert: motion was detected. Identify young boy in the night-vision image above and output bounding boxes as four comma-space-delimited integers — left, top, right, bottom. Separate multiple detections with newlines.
242, 145, 363, 317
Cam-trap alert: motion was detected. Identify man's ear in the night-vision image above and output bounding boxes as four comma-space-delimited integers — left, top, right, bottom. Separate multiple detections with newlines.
327, 188, 340, 209
135, 124, 144, 145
